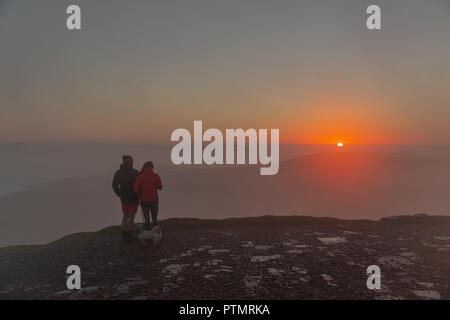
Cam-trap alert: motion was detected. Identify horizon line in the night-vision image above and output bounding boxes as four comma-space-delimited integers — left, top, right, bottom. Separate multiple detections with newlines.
1, 141, 450, 147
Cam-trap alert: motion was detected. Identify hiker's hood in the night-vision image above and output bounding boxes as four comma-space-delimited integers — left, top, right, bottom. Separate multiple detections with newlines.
142, 167, 154, 174
120, 163, 133, 170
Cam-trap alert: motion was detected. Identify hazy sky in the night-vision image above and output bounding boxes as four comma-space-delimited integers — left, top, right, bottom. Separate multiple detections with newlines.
0, 0, 449, 144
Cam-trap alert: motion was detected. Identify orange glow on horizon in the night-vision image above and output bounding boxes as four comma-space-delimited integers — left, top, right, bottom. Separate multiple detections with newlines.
281, 90, 398, 145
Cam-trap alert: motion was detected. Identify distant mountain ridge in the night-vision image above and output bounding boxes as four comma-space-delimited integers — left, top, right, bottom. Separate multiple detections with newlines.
1, 151, 450, 247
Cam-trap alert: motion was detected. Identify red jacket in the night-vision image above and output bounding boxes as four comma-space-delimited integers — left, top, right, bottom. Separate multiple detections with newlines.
133, 168, 163, 202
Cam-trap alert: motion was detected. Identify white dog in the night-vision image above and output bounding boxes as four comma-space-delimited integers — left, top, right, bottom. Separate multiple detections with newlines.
137, 225, 162, 246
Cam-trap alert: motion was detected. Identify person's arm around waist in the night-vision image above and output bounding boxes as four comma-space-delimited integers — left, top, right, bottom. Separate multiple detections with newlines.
133, 174, 142, 196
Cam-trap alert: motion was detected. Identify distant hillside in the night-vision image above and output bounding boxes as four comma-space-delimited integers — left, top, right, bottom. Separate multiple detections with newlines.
1, 152, 450, 247
1, 215, 449, 300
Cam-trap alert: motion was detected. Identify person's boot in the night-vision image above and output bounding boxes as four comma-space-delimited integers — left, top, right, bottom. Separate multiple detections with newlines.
122, 231, 128, 242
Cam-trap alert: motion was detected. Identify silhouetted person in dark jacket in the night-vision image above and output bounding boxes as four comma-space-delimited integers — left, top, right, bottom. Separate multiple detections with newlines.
112, 155, 139, 241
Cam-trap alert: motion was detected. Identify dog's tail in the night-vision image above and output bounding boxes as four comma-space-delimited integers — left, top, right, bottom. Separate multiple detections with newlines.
152, 225, 162, 234
153, 234, 161, 245
152, 226, 162, 245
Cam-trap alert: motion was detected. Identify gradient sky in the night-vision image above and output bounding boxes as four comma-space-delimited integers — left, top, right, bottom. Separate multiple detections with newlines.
0, 0, 449, 144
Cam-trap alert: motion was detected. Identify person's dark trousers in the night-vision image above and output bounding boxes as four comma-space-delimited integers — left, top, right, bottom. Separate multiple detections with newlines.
141, 202, 159, 229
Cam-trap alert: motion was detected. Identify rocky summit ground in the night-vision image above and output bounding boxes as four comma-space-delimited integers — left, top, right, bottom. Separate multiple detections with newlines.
0, 215, 449, 300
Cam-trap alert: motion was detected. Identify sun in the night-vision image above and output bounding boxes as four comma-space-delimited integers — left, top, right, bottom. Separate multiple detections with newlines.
337, 142, 344, 148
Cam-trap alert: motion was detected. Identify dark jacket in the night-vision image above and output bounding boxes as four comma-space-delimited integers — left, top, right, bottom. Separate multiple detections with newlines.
112, 163, 140, 204
133, 167, 163, 203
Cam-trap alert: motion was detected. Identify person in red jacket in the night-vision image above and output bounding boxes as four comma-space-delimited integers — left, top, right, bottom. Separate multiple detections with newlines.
134, 161, 163, 229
